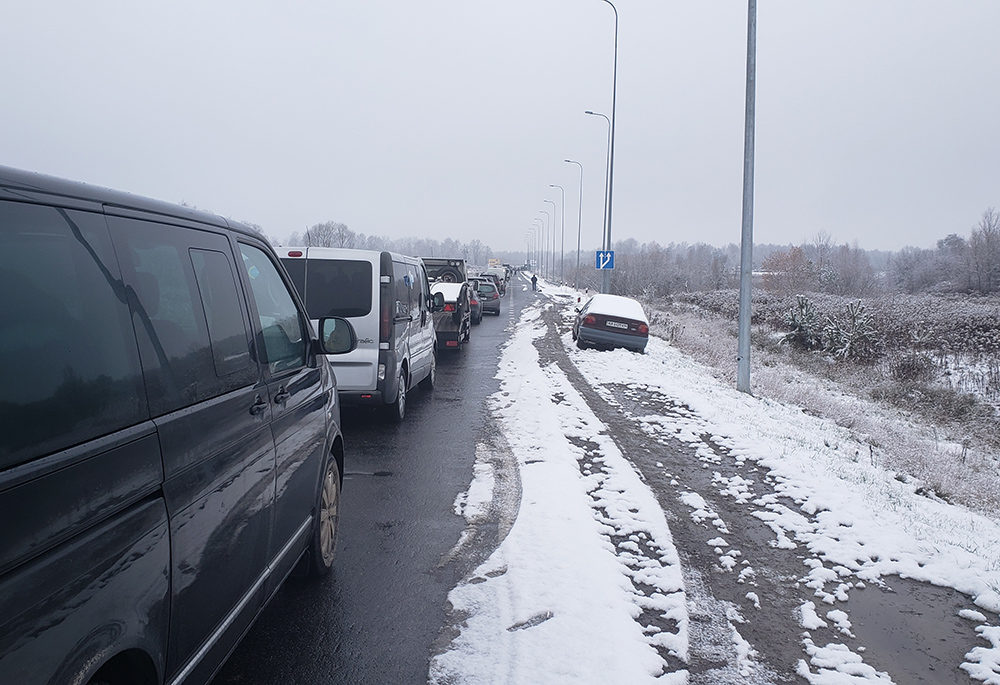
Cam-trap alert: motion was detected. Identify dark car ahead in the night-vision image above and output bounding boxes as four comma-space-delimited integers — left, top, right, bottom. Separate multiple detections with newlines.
0, 166, 356, 685
572, 293, 649, 352
468, 278, 483, 324
430, 281, 472, 349
477, 280, 501, 316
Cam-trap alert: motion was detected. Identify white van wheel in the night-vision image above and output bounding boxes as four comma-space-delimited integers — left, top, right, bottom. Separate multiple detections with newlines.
420, 352, 436, 391
387, 371, 406, 423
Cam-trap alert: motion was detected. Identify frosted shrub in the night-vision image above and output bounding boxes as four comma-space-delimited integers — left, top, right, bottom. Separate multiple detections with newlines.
782, 295, 823, 350
823, 301, 880, 361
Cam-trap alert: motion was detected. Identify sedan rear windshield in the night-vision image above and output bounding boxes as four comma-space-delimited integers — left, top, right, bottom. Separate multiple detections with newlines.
288, 259, 372, 319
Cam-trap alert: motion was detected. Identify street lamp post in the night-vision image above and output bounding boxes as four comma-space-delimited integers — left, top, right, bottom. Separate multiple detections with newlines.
543, 200, 556, 282
535, 218, 545, 278
596, 0, 618, 295
585, 110, 611, 255
539, 209, 551, 281
737, 0, 757, 394
564, 160, 584, 290
529, 225, 539, 270
549, 185, 565, 284
533, 219, 543, 277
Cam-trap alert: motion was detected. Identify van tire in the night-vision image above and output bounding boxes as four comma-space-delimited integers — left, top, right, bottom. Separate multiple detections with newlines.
419, 353, 436, 391
386, 371, 406, 422
304, 457, 341, 577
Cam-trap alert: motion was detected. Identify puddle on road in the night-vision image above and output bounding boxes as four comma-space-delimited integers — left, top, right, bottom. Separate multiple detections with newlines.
846, 576, 997, 684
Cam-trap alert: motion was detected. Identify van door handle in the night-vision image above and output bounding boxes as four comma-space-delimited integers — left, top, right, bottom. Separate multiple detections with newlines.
249, 395, 267, 415
273, 388, 291, 405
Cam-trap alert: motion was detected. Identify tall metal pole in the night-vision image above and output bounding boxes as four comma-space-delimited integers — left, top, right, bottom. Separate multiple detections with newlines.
529, 225, 538, 270
585, 110, 611, 256
540, 209, 552, 281
550, 184, 565, 284
600, 0, 618, 295
737, 0, 757, 394
533, 219, 543, 277
543, 200, 556, 283
565, 159, 584, 290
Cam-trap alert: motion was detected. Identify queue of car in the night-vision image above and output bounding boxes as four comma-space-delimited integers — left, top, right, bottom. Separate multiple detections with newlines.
0, 164, 646, 685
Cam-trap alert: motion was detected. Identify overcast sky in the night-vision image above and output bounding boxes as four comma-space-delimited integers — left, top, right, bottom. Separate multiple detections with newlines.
4, 1, 999, 255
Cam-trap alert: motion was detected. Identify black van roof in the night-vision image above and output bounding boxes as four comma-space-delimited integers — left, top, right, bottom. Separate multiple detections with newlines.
0, 165, 261, 239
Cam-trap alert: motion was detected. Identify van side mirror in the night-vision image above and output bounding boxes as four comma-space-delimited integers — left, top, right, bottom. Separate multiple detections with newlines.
318, 316, 357, 355
431, 292, 446, 312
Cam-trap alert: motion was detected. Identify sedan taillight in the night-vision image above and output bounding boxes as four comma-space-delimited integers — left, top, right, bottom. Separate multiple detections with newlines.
638, 323, 649, 334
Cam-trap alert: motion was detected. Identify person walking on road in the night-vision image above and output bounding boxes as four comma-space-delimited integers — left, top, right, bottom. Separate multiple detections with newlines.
531, 274, 538, 291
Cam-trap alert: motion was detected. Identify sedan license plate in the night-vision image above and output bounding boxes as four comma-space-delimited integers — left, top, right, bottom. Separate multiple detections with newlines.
605, 320, 629, 330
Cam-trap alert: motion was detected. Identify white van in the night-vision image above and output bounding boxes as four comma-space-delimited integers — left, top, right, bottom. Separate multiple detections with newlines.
281, 248, 441, 422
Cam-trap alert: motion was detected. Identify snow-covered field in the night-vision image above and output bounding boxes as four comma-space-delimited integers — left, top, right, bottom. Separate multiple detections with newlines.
430, 276, 1000, 684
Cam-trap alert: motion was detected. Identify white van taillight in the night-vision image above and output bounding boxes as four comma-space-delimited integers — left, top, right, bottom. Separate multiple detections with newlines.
378, 364, 386, 381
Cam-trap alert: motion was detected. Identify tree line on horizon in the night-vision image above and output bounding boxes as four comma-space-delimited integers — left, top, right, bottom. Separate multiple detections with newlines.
276, 210, 1000, 299
283, 221, 496, 266
566, 208, 1000, 299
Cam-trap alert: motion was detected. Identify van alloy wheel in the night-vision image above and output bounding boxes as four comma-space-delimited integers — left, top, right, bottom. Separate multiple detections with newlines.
318, 460, 340, 568
420, 352, 436, 391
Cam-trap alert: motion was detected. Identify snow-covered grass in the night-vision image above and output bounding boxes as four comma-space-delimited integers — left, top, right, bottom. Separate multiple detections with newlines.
657, 306, 1000, 516
432, 274, 1000, 684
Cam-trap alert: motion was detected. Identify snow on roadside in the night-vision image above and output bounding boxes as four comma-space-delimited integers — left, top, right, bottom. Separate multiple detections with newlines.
430, 302, 688, 684
560, 302, 1000, 683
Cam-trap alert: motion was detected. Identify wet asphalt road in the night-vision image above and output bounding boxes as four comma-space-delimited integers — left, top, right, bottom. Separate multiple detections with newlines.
213, 284, 527, 685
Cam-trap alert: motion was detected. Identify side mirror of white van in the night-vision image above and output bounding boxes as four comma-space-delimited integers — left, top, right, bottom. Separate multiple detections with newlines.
318, 316, 357, 355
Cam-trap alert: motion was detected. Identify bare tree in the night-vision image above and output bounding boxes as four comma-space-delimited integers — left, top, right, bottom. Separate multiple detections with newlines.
468, 239, 484, 265
891, 246, 936, 294
761, 247, 815, 295
970, 208, 1000, 293
301, 221, 356, 248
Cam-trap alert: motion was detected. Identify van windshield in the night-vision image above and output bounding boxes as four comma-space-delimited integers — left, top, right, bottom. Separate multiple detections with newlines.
304, 259, 372, 318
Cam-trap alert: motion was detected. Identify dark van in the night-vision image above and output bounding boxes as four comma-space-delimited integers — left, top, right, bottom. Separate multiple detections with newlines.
0, 166, 356, 685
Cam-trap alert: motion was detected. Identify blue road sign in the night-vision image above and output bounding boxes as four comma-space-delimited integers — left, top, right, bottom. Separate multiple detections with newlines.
596, 250, 615, 270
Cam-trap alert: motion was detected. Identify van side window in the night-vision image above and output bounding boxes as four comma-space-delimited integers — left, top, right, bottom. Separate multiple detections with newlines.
190, 249, 254, 378
417, 265, 429, 312
393, 261, 411, 320
405, 264, 422, 320
0, 202, 146, 469
109, 218, 256, 415
240, 243, 307, 375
